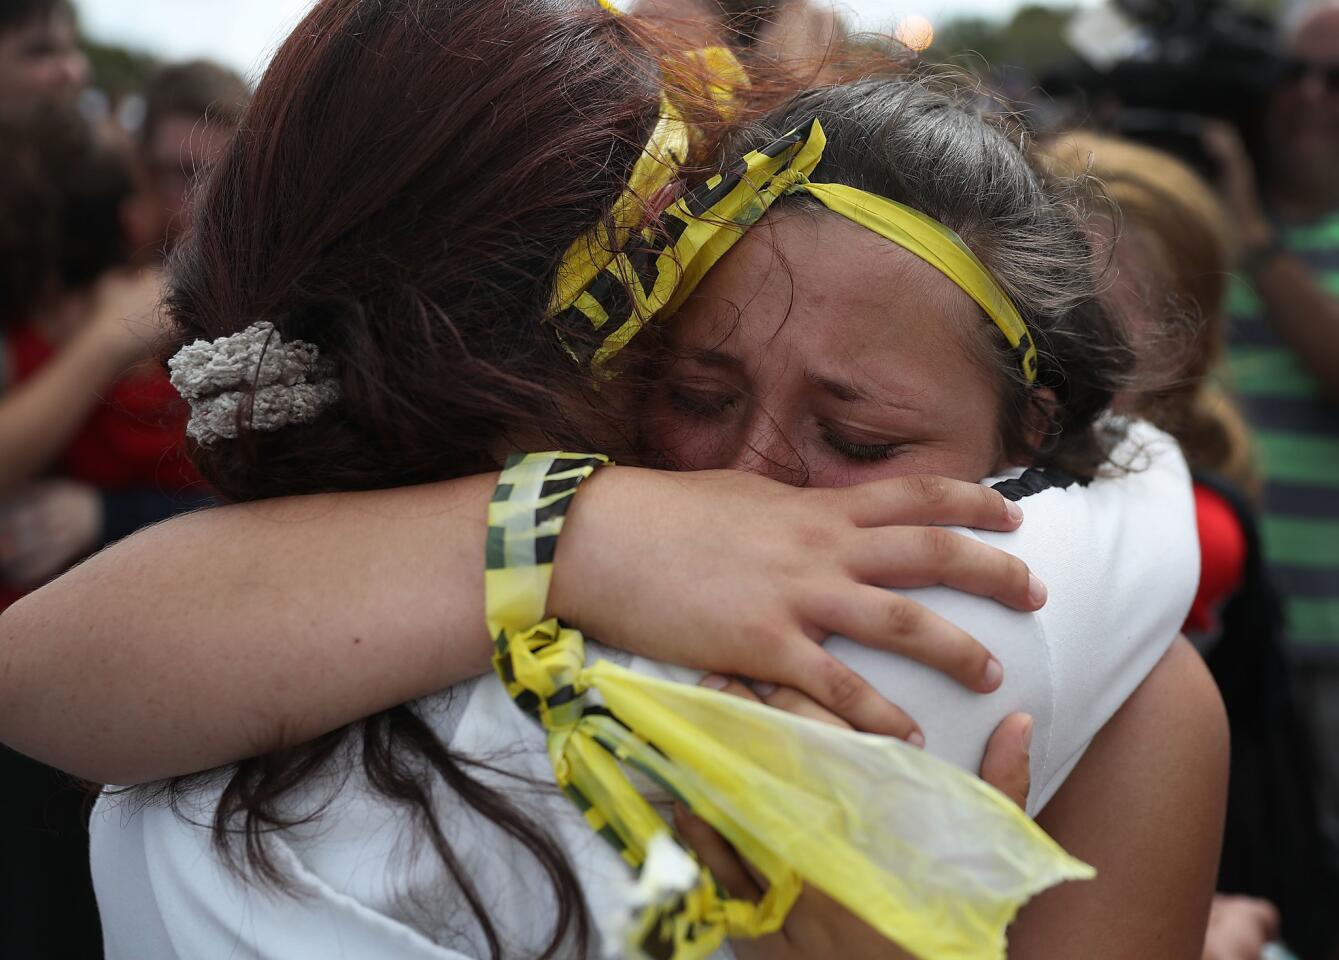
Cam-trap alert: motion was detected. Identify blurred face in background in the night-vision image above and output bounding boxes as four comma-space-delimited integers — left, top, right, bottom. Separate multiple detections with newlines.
0, 9, 88, 112
1271, 7, 1339, 197
143, 113, 234, 246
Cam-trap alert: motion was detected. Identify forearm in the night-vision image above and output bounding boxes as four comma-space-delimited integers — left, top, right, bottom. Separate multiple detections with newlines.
0, 473, 499, 784
1249, 252, 1339, 400
0, 464, 1034, 785
0, 323, 131, 494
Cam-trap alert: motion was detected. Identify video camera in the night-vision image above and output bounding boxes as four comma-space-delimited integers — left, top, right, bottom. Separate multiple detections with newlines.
1046, 0, 1284, 174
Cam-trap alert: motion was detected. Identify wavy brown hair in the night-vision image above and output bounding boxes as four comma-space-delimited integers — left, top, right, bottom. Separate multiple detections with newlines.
1040, 131, 1257, 494
155, 4, 1128, 954
154, 2, 816, 957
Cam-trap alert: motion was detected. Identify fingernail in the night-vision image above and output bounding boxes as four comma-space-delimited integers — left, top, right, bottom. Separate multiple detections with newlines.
1027, 573, 1047, 608
907, 729, 926, 749
701, 673, 730, 690
982, 657, 1004, 691
751, 681, 777, 698
1018, 716, 1034, 753
1005, 499, 1023, 524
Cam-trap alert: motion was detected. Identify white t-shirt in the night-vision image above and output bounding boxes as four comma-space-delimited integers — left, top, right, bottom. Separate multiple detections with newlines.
92, 421, 1198, 960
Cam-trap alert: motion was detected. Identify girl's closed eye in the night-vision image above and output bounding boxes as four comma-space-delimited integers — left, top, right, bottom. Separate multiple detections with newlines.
819, 422, 905, 463
665, 379, 741, 419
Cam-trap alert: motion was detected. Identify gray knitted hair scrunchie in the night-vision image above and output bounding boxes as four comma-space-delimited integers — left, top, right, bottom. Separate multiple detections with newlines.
167, 321, 341, 445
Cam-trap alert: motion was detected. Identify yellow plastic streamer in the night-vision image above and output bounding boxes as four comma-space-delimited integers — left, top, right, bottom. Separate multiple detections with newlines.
487, 452, 1093, 960
555, 115, 1040, 382
548, 46, 747, 372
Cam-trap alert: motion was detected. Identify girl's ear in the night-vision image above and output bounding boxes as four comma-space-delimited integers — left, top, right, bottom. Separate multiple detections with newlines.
1026, 386, 1058, 453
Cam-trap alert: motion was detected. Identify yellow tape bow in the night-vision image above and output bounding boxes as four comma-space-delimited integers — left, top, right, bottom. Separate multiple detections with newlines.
487, 452, 1091, 960
556, 115, 1040, 382
548, 45, 746, 372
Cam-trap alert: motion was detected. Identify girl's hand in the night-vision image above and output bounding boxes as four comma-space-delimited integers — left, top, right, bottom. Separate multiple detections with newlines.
678, 676, 1034, 959
552, 466, 1044, 743
1201, 895, 1280, 960
88, 268, 168, 370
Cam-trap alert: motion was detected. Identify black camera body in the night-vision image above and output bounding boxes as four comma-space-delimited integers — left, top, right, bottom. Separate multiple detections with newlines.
1047, 0, 1283, 175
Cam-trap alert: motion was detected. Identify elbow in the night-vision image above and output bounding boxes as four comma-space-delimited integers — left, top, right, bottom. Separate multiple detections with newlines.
0, 594, 123, 785
0, 596, 40, 749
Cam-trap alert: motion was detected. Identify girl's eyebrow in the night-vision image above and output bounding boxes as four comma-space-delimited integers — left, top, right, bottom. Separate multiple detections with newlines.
680, 346, 745, 372
807, 371, 866, 403
807, 369, 924, 412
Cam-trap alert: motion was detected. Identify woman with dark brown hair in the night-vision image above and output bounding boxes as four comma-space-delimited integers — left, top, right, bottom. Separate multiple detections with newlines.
2, 5, 1041, 785
0, 1, 1223, 957
25, 3, 1046, 957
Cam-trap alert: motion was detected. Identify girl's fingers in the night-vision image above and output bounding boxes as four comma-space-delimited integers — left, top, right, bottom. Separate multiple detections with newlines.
765, 641, 922, 742
703, 673, 853, 730
840, 474, 1023, 533
673, 804, 762, 904
757, 685, 851, 730
805, 585, 1003, 695
848, 526, 1045, 612
979, 712, 1033, 810
699, 674, 764, 702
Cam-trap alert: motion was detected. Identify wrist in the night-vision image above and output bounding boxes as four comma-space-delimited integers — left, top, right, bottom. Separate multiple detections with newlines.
81, 318, 141, 379
547, 463, 637, 630
484, 452, 611, 644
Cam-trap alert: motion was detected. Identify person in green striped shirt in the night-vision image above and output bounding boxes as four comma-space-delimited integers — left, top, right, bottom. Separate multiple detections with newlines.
1211, 3, 1339, 655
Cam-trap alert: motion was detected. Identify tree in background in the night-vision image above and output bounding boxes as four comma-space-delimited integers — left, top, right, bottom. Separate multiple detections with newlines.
80, 37, 156, 101
928, 4, 1073, 76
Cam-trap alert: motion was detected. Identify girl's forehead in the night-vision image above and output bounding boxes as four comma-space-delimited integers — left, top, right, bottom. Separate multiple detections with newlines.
661, 210, 1007, 447
674, 210, 985, 358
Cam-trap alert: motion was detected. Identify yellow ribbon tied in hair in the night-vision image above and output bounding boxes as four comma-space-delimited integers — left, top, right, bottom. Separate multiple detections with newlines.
548, 44, 747, 372
488, 452, 1092, 960
556, 113, 1041, 383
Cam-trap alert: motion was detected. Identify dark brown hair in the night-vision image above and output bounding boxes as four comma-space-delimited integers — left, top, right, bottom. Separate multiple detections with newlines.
0, 0, 73, 35
158, 1, 748, 956
0, 105, 134, 324
139, 59, 251, 145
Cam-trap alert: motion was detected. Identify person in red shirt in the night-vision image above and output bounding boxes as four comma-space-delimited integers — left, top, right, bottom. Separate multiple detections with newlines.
0, 106, 206, 613
0, 102, 207, 958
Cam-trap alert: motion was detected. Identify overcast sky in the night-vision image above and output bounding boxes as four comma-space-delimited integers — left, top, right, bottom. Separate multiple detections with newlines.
76, 0, 1078, 79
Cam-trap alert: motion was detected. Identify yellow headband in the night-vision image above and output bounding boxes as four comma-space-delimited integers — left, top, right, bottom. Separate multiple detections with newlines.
555, 115, 1039, 382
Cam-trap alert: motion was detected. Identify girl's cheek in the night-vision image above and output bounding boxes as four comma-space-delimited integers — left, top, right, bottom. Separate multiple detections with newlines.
646, 413, 732, 471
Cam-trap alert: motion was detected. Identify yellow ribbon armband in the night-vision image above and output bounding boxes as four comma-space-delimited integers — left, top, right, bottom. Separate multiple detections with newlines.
486, 452, 1093, 960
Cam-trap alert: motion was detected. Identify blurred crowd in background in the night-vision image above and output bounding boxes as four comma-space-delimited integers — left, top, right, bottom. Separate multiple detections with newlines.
3, 0, 1339, 957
